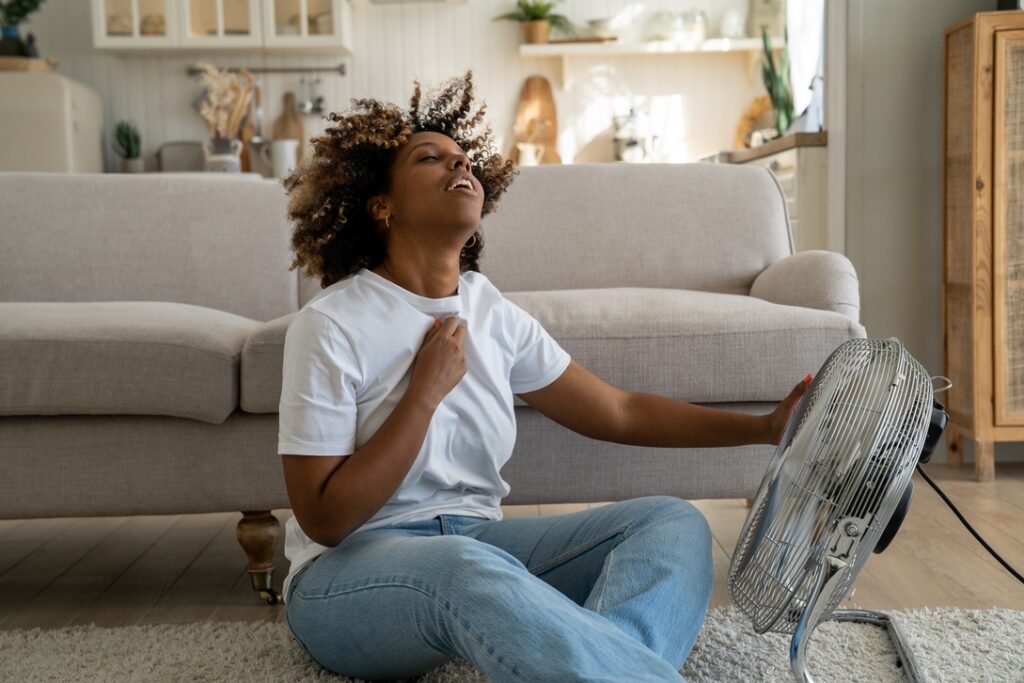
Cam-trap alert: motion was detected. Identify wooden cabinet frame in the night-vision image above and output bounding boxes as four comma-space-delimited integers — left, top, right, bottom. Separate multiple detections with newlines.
942, 11, 1024, 481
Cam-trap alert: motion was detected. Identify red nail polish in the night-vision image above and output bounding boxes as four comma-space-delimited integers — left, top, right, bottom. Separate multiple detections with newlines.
804, 373, 813, 383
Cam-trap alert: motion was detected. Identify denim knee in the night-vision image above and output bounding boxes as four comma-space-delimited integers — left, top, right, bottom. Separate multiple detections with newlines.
634, 496, 709, 529
633, 497, 713, 560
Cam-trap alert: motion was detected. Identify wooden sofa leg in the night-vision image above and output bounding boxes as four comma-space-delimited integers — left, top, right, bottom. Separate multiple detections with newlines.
237, 511, 281, 605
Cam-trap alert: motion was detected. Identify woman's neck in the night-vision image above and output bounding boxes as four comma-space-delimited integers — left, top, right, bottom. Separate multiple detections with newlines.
375, 257, 460, 299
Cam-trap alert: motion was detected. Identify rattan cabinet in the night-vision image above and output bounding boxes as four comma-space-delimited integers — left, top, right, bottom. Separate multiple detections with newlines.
943, 11, 1024, 481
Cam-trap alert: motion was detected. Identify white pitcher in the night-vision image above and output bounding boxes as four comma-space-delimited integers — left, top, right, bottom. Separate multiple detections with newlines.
259, 139, 300, 179
202, 137, 243, 173
516, 142, 545, 166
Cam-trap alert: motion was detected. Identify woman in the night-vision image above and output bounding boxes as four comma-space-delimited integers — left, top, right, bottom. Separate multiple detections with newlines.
278, 71, 810, 682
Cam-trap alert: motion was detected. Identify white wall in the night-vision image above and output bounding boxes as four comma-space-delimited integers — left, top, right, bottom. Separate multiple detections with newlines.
24, 0, 765, 172
844, 0, 1024, 465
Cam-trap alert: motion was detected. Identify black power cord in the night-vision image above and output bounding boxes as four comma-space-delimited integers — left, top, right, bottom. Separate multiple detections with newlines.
915, 463, 1024, 585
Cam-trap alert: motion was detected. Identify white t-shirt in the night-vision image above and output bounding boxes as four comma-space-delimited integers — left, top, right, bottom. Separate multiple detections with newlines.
277, 267, 572, 602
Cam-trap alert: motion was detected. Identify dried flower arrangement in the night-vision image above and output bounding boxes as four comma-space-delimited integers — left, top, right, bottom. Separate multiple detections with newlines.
194, 62, 254, 139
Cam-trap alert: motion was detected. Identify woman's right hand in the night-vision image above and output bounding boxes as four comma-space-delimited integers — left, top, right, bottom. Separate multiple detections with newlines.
409, 316, 467, 408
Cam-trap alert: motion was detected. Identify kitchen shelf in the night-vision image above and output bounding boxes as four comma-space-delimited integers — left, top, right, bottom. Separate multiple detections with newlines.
520, 37, 784, 88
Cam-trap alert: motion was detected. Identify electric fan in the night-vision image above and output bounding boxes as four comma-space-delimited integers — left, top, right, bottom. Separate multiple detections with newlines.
729, 337, 948, 683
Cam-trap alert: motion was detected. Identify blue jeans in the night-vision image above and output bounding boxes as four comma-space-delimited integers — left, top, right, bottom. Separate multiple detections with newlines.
285, 495, 713, 682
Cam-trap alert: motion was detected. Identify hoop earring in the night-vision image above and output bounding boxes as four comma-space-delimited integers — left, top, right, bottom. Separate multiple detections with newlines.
464, 233, 478, 249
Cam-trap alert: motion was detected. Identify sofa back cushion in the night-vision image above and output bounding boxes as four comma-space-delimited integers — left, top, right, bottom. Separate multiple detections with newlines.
478, 163, 793, 295
0, 172, 298, 322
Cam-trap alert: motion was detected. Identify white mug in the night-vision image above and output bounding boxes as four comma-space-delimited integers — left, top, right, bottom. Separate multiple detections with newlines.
516, 142, 545, 166
260, 139, 300, 178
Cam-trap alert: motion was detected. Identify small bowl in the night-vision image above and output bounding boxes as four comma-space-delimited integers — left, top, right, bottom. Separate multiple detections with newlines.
587, 18, 613, 37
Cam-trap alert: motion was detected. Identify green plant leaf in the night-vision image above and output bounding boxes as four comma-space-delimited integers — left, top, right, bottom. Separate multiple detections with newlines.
493, 0, 564, 22
113, 120, 140, 159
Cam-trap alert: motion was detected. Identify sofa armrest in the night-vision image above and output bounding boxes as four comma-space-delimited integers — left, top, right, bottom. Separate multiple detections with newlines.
749, 250, 861, 322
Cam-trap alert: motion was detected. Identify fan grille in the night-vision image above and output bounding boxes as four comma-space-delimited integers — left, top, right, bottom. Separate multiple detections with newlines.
729, 339, 933, 634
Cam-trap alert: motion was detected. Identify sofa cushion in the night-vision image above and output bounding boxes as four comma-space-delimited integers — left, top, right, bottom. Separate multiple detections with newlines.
0, 302, 260, 424
504, 288, 866, 404
0, 173, 298, 322
240, 313, 293, 414
478, 163, 792, 296
239, 288, 865, 414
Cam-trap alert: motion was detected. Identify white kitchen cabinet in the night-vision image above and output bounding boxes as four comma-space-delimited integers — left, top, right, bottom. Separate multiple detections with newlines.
180, 0, 262, 48
261, 0, 352, 51
92, 0, 178, 48
91, 0, 352, 52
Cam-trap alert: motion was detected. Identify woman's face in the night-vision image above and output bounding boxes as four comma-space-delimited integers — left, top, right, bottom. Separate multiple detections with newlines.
372, 131, 484, 244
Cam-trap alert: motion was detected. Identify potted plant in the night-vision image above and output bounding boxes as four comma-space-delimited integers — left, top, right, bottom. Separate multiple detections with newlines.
760, 28, 794, 138
493, 1, 577, 45
113, 121, 143, 173
0, 0, 46, 57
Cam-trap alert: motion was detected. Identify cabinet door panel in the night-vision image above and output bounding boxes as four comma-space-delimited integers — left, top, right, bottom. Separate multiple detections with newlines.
994, 30, 1024, 425
181, 0, 261, 47
93, 0, 177, 47
944, 22, 975, 425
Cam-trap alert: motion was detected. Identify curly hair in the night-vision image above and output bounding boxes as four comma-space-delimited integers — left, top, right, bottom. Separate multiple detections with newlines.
282, 70, 518, 290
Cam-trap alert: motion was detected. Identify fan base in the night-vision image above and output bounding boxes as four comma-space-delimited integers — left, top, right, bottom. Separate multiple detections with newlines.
792, 609, 923, 682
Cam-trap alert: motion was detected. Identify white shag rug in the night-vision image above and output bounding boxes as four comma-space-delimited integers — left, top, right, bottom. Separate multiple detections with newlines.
1, 606, 1022, 682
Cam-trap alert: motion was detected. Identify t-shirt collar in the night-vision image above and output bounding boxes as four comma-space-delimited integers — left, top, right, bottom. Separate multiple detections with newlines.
359, 267, 464, 312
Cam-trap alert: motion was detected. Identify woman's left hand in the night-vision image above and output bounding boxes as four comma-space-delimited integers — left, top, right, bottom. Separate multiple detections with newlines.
766, 374, 813, 446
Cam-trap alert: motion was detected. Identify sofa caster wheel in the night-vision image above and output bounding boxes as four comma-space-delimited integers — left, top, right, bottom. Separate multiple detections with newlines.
260, 588, 281, 605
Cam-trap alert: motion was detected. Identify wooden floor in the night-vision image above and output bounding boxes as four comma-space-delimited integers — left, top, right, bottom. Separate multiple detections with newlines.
1, 463, 1021, 631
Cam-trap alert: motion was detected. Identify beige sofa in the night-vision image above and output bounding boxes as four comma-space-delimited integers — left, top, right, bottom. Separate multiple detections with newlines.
0, 164, 864, 603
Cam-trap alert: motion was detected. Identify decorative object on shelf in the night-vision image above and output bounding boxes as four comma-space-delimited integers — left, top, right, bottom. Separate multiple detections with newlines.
612, 107, 656, 162
515, 141, 545, 166
112, 120, 143, 173
193, 62, 254, 172
139, 12, 165, 36
297, 75, 325, 115
203, 136, 243, 172
271, 91, 305, 165
0, 0, 45, 57
493, 0, 578, 45
748, 0, 785, 38
314, 11, 333, 35
644, 10, 681, 41
259, 138, 299, 178
509, 75, 560, 165
721, 9, 747, 39
586, 17, 613, 39
679, 9, 708, 49
734, 93, 774, 148
106, 12, 131, 36
240, 83, 262, 173
760, 28, 794, 137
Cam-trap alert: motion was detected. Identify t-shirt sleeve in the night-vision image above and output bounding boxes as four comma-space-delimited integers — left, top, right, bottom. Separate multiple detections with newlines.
278, 309, 362, 456
505, 298, 572, 394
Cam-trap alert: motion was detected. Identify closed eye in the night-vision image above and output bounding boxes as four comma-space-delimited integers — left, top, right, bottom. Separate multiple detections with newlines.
420, 155, 437, 161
